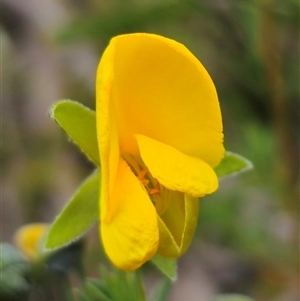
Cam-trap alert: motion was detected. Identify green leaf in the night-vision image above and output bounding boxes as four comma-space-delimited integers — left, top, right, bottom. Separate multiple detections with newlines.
214, 151, 253, 178
77, 268, 146, 301
50, 100, 99, 165
151, 254, 177, 281
46, 170, 100, 250
0, 243, 31, 296
211, 294, 255, 301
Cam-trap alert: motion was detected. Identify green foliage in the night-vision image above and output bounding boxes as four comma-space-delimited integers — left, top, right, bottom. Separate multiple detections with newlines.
46, 171, 100, 250
48, 100, 101, 250
0, 243, 31, 298
214, 151, 253, 178
76, 267, 146, 301
50, 100, 99, 165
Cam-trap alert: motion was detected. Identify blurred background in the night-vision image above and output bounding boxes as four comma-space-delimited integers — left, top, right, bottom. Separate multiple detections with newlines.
1, 0, 299, 300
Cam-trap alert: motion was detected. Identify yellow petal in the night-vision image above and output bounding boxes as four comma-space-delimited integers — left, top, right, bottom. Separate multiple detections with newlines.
107, 33, 224, 167
101, 158, 159, 270
96, 38, 120, 218
136, 134, 218, 197
157, 193, 199, 257
14, 223, 48, 259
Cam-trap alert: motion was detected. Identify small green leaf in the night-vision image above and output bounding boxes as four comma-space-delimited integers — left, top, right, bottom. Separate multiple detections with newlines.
214, 151, 253, 178
151, 254, 177, 281
211, 294, 255, 301
50, 100, 99, 165
0, 243, 31, 296
46, 170, 100, 250
77, 268, 146, 301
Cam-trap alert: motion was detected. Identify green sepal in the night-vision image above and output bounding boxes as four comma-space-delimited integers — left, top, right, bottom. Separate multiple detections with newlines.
45, 170, 100, 250
50, 100, 99, 165
214, 151, 253, 178
151, 254, 177, 281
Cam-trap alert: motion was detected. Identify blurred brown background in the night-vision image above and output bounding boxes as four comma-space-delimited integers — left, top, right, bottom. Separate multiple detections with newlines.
1, 0, 299, 300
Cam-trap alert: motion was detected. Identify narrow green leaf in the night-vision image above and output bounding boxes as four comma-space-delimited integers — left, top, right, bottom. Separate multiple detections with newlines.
46, 171, 100, 250
50, 100, 99, 165
79, 268, 146, 301
151, 254, 177, 281
214, 151, 253, 178
211, 294, 255, 301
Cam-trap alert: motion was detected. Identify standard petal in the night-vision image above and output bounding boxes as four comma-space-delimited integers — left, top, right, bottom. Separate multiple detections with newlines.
157, 193, 199, 258
136, 134, 218, 197
110, 33, 224, 167
96, 39, 120, 218
101, 158, 159, 270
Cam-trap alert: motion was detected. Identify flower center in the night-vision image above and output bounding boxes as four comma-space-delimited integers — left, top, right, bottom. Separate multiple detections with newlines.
122, 153, 170, 215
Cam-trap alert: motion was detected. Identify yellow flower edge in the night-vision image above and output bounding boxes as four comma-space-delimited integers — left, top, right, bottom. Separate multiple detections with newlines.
96, 33, 224, 270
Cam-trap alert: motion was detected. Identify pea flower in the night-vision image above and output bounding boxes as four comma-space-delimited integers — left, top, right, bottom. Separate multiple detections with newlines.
96, 33, 224, 270
14, 223, 48, 260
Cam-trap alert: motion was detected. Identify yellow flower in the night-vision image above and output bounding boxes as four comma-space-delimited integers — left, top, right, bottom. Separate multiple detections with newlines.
96, 33, 224, 270
14, 223, 48, 260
